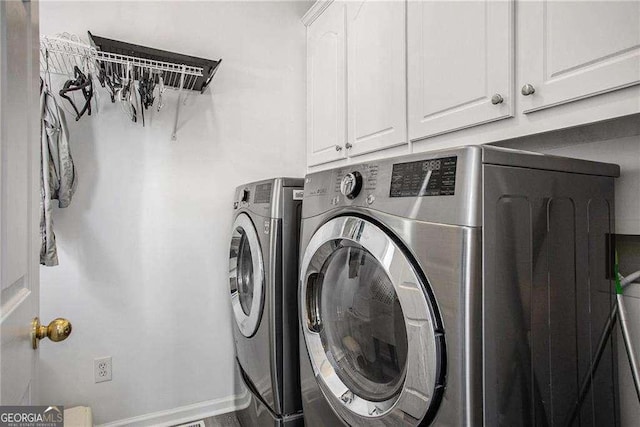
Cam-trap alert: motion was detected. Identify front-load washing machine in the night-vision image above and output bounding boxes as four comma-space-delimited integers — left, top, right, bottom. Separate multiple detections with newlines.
298, 146, 620, 426
229, 178, 304, 426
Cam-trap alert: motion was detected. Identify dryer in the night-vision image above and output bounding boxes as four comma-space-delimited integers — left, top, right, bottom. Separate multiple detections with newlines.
298, 146, 620, 426
229, 178, 304, 426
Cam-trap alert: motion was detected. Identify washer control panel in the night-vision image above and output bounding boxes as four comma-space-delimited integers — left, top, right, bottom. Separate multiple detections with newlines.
390, 156, 457, 197
307, 152, 461, 205
302, 147, 477, 226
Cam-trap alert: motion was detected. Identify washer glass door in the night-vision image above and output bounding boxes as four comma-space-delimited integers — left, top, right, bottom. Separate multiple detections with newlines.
300, 216, 445, 425
229, 213, 265, 337
317, 245, 407, 401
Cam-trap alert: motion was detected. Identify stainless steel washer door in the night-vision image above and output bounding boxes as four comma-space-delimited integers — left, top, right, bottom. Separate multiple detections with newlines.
229, 213, 265, 338
300, 216, 445, 425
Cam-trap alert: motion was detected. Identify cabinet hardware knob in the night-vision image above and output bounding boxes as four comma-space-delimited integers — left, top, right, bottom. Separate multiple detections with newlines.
521, 83, 536, 96
491, 94, 504, 105
345, 143, 353, 150
335, 145, 342, 151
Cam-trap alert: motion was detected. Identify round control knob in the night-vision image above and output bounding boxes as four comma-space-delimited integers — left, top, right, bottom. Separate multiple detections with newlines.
340, 172, 363, 200
241, 188, 250, 203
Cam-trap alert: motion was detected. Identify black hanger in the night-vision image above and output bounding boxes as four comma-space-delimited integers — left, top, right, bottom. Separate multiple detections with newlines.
97, 61, 107, 88
118, 68, 137, 123
59, 66, 94, 121
136, 71, 158, 127
99, 62, 123, 103
138, 71, 156, 110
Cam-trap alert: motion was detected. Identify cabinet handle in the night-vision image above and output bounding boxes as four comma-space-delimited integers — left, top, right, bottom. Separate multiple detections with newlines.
491, 94, 504, 105
335, 145, 342, 152
521, 83, 536, 96
345, 143, 352, 150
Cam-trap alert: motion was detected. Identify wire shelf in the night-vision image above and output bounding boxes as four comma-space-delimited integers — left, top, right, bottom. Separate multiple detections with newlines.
40, 34, 98, 76
39, 33, 221, 139
40, 34, 206, 91
89, 32, 219, 93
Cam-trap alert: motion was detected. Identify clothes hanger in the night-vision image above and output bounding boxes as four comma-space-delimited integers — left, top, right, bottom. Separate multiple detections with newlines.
59, 65, 93, 121
156, 72, 165, 112
97, 60, 107, 88
132, 69, 142, 126
106, 62, 123, 103
138, 70, 156, 110
117, 62, 137, 122
85, 55, 100, 115
128, 66, 138, 123
41, 49, 65, 126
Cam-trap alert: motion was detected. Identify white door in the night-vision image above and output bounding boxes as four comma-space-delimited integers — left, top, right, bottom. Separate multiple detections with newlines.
307, 1, 347, 167
0, 0, 41, 405
518, 0, 640, 113
346, 0, 406, 157
407, 0, 513, 141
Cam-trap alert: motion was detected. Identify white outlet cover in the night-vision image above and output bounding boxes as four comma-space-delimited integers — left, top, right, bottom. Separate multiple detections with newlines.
94, 357, 112, 383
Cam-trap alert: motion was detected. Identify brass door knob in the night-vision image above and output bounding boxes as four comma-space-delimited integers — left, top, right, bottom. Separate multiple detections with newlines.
32, 317, 72, 349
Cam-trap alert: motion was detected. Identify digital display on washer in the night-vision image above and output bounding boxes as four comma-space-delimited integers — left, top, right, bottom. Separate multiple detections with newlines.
389, 156, 457, 197
253, 183, 273, 204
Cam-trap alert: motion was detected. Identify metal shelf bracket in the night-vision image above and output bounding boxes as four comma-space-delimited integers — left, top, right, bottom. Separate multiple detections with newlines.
172, 66, 187, 141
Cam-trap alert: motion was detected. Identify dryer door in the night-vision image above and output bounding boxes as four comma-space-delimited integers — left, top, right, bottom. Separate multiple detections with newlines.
229, 213, 265, 337
300, 216, 446, 425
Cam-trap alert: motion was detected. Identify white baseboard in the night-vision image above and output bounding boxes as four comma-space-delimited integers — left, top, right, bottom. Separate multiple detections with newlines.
98, 390, 251, 427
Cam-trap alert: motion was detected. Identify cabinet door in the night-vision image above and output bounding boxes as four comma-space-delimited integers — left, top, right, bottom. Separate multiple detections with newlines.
307, 1, 347, 167
346, 0, 406, 157
519, 1, 640, 113
407, 0, 513, 141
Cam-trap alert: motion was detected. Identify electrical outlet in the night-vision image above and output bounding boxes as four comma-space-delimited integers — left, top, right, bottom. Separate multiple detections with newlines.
94, 357, 112, 383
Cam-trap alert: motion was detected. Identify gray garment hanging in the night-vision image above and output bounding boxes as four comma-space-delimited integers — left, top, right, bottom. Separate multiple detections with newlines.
40, 85, 78, 266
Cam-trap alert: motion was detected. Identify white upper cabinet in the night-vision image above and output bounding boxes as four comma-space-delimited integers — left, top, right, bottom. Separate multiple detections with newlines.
408, 0, 514, 141
518, 1, 640, 113
346, 0, 406, 157
304, 0, 640, 169
306, 1, 347, 166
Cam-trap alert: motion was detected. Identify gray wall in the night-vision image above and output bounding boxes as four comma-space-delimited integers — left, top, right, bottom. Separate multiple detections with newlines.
38, 1, 308, 424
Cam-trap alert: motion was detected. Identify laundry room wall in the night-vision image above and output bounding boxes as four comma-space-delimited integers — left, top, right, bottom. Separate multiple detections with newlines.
494, 114, 640, 427
38, 1, 308, 425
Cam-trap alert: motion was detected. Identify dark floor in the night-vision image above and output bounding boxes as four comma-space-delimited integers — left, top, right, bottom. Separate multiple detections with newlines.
172, 413, 241, 427
202, 413, 242, 427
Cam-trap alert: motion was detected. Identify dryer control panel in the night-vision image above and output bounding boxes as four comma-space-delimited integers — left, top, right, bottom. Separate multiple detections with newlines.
233, 178, 304, 219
